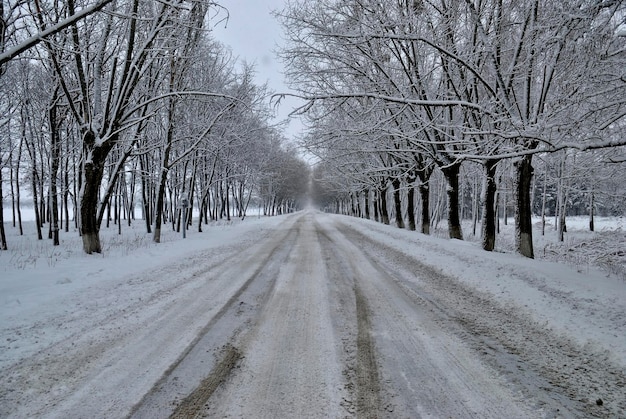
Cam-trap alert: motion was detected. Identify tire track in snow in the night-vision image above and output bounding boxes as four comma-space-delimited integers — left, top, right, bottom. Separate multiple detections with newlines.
316, 222, 383, 418
128, 217, 301, 418
169, 344, 242, 419
318, 217, 536, 418
338, 222, 626, 418
354, 284, 382, 418
0, 215, 296, 413
0, 214, 302, 419
202, 212, 347, 418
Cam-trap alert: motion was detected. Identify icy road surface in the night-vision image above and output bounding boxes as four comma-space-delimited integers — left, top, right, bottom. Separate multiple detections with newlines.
1, 211, 624, 418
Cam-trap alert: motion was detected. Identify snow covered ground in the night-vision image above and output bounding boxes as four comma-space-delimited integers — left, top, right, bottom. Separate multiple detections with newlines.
0, 209, 624, 417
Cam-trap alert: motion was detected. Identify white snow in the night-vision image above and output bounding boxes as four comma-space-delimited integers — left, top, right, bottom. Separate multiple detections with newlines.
0, 209, 625, 417
1, 214, 283, 329
340, 216, 626, 367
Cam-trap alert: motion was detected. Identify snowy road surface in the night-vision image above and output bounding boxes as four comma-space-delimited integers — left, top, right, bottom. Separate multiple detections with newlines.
1, 211, 625, 418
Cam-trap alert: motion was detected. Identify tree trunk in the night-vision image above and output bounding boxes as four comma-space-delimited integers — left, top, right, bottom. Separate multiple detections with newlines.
558, 186, 568, 242
225, 181, 231, 221
379, 184, 390, 225
80, 140, 111, 254
188, 161, 198, 227
105, 193, 111, 229
503, 181, 508, 226
9, 147, 16, 228
63, 134, 70, 232
116, 180, 123, 233
415, 166, 433, 235
154, 87, 176, 242
350, 193, 356, 216
242, 182, 253, 220
74, 142, 82, 231
15, 138, 24, 235
49, 97, 61, 246
153, 166, 169, 243
541, 161, 547, 236
589, 190, 594, 232
481, 160, 498, 251
406, 178, 416, 231
557, 155, 569, 242
31, 166, 43, 240
495, 191, 500, 234
442, 163, 463, 240
113, 182, 119, 226
215, 185, 221, 219
419, 182, 430, 235
124, 175, 131, 225
392, 178, 404, 228
514, 155, 534, 258
127, 162, 136, 225
372, 190, 379, 222
198, 193, 205, 231
22, 111, 43, 240
0, 150, 7, 250
140, 154, 152, 233
472, 175, 478, 237
39, 157, 46, 226
364, 189, 370, 219
219, 181, 225, 218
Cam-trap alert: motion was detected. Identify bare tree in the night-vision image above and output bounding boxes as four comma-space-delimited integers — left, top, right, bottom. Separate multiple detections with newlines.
0, 0, 114, 70
280, 0, 626, 257
32, 0, 232, 253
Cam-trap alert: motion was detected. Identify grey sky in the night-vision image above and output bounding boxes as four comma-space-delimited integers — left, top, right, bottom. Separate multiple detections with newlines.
211, 1, 303, 139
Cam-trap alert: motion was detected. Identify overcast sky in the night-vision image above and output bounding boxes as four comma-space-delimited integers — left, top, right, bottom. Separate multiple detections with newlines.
211, 1, 304, 140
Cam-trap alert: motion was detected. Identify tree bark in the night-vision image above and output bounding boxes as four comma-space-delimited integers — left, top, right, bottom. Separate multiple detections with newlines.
419, 181, 430, 235
9, 148, 16, 228
392, 178, 404, 228
80, 137, 112, 254
589, 190, 594, 232
514, 155, 534, 258
139, 154, 152, 233
153, 69, 176, 242
62, 136, 70, 232
503, 176, 508, 226
49, 93, 61, 246
481, 160, 498, 251
224, 181, 230, 221
541, 161, 547, 236
406, 177, 416, 231
379, 183, 390, 225
14, 138, 24, 234
442, 163, 463, 240
188, 158, 197, 227
372, 190, 379, 222
0, 146, 7, 250
350, 192, 356, 216
22, 109, 43, 240
472, 175, 479, 237
153, 164, 170, 243
416, 166, 433, 235
31, 164, 43, 241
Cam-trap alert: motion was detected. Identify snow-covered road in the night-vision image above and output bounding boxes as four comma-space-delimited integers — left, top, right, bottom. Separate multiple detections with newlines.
1, 211, 624, 418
